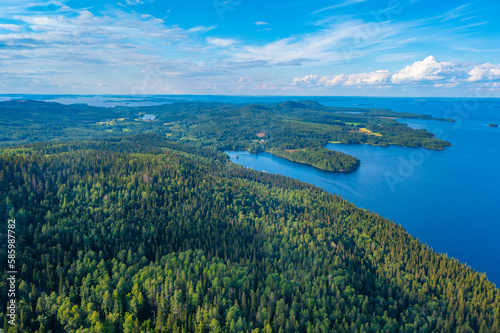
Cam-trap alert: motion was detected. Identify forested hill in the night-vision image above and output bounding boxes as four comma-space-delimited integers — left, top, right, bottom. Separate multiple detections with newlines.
0, 135, 498, 332
0, 99, 452, 172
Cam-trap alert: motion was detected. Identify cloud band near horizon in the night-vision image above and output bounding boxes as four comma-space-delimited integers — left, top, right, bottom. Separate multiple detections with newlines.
292, 56, 500, 89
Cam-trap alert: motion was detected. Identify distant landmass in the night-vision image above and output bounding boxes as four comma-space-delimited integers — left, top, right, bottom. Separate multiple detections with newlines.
0, 99, 452, 172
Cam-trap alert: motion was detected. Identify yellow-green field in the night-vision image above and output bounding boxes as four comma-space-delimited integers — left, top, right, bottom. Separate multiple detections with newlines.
359, 128, 382, 136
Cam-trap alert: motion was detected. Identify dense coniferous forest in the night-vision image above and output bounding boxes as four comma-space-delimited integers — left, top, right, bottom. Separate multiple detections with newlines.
0, 135, 498, 332
0, 100, 452, 172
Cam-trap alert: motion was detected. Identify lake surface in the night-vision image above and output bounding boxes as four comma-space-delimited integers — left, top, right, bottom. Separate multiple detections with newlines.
227, 97, 500, 286
4, 94, 499, 285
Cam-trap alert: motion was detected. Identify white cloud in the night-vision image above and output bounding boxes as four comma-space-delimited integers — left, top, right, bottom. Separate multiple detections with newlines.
292, 56, 500, 88
0, 1, 498, 96
0, 3, 224, 94
433, 82, 460, 88
236, 20, 402, 65
345, 70, 392, 85
206, 37, 237, 47
187, 25, 216, 33
438, 4, 472, 22
125, 0, 154, 5
258, 83, 276, 90
4, 6, 212, 46
292, 70, 391, 87
391, 55, 462, 83
318, 75, 347, 86
141, 14, 164, 24
292, 74, 319, 86
0, 24, 22, 32
467, 64, 500, 82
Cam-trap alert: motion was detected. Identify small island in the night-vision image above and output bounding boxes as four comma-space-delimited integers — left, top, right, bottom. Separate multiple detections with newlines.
488, 124, 498, 127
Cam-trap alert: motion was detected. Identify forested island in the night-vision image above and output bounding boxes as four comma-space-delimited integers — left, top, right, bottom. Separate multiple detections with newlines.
0, 135, 498, 332
0, 100, 451, 172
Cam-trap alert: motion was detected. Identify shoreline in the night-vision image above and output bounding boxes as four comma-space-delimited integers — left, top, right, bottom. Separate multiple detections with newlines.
327, 141, 449, 150
234, 149, 357, 173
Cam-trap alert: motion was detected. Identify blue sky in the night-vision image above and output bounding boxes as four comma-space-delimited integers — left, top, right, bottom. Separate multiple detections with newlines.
0, 0, 499, 96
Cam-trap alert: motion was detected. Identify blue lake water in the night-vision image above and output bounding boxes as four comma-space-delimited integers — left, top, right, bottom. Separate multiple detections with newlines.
5, 94, 500, 285
226, 97, 500, 286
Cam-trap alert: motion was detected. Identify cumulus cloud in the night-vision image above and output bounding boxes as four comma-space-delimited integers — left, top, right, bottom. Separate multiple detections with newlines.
391, 56, 462, 83
317, 75, 347, 86
345, 70, 392, 86
292, 74, 319, 86
292, 71, 391, 87
292, 56, 500, 88
467, 63, 500, 82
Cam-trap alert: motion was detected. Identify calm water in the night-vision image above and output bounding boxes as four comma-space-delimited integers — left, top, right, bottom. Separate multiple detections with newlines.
5, 95, 500, 285
227, 97, 500, 286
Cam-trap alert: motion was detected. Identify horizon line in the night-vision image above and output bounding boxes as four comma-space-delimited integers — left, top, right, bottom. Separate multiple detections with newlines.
1, 94, 499, 99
